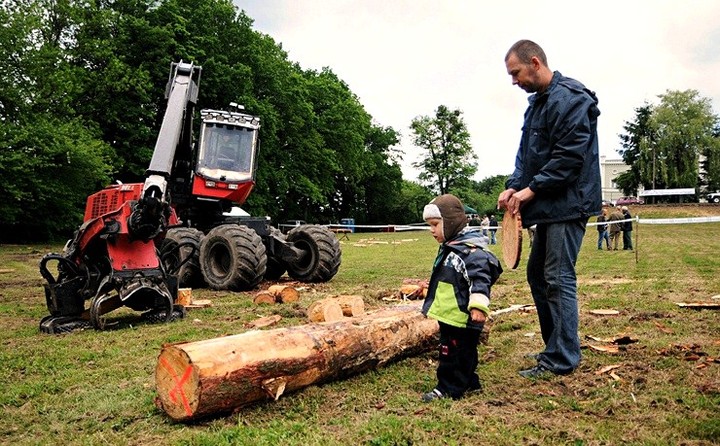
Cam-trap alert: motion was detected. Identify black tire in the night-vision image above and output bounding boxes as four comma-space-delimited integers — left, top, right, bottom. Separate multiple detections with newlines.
264, 227, 287, 280
162, 227, 205, 288
713, 197, 720, 203
286, 225, 341, 282
199, 225, 267, 290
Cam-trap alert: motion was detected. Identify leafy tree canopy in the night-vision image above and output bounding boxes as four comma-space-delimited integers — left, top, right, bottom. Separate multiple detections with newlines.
616, 90, 720, 198
410, 105, 477, 195
0, 0, 404, 241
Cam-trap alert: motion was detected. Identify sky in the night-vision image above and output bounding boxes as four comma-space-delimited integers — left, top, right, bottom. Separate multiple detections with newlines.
234, 0, 720, 182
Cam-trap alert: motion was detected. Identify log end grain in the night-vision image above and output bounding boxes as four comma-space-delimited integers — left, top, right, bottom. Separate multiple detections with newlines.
307, 299, 344, 323
336, 295, 365, 317
253, 291, 277, 305
155, 346, 201, 421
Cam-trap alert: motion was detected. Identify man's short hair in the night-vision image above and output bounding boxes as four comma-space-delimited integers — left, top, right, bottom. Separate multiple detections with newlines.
505, 40, 548, 67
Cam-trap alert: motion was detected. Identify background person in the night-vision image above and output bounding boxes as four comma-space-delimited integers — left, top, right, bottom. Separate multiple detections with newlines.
497, 39, 601, 379
489, 214, 498, 245
622, 206, 634, 250
480, 215, 490, 237
608, 206, 624, 251
421, 194, 503, 401
596, 208, 610, 250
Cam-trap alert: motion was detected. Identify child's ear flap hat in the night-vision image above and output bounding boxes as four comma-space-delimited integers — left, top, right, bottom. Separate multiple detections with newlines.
423, 194, 467, 241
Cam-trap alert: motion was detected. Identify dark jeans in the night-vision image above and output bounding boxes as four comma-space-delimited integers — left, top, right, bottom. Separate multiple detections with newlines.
436, 322, 481, 398
527, 219, 587, 374
597, 230, 609, 249
623, 230, 633, 250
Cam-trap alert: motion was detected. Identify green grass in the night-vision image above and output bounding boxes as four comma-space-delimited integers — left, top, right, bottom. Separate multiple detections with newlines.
1, 206, 720, 445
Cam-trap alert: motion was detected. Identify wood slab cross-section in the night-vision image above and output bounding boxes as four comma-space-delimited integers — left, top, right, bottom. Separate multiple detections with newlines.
155, 303, 438, 421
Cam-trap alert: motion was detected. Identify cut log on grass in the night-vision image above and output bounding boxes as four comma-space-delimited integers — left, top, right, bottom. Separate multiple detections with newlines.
268, 285, 300, 303
307, 298, 344, 322
335, 295, 365, 317
155, 303, 438, 421
177, 288, 193, 306
253, 291, 277, 305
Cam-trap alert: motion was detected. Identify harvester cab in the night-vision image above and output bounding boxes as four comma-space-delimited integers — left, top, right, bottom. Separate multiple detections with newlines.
192, 107, 260, 206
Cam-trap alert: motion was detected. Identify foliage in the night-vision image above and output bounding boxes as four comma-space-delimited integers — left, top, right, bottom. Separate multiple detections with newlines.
386, 180, 434, 224
410, 105, 477, 195
2, 205, 720, 444
0, 0, 404, 240
617, 90, 720, 198
451, 175, 508, 218
616, 103, 654, 196
0, 116, 114, 241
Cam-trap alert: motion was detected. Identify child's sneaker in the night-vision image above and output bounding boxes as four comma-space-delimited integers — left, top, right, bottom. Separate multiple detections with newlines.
421, 388, 446, 402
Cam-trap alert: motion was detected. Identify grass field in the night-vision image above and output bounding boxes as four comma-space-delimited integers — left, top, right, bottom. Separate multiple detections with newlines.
1, 205, 719, 445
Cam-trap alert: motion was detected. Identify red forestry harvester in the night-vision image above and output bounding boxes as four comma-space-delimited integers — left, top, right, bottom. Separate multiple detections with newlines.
39, 62, 341, 333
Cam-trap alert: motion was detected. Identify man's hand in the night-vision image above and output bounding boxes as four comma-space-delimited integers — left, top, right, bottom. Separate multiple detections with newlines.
497, 188, 517, 210
470, 308, 487, 324
506, 187, 536, 215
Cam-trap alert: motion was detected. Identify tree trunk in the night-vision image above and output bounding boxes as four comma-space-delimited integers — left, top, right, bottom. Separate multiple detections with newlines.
154, 303, 438, 421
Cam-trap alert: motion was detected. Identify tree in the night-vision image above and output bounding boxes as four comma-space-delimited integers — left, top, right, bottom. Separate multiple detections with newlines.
617, 91, 720, 198
0, 0, 115, 241
703, 125, 720, 192
616, 103, 654, 195
386, 180, 434, 225
410, 105, 477, 194
650, 90, 717, 189
0, 0, 407, 241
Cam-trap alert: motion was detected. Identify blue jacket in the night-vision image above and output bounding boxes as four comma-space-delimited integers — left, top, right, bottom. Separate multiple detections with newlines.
506, 71, 602, 227
422, 229, 503, 330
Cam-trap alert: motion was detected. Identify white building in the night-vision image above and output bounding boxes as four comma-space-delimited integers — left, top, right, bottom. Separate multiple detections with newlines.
599, 156, 630, 202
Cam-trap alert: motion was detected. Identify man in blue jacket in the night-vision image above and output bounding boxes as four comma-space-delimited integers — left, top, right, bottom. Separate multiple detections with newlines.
497, 40, 602, 378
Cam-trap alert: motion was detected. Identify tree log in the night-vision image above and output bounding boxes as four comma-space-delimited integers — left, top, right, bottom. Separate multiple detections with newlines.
267, 285, 300, 303
253, 291, 277, 305
177, 288, 193, 306
155, 303, 438, 421
306, 298, 344, 322
335, 295, 365, 317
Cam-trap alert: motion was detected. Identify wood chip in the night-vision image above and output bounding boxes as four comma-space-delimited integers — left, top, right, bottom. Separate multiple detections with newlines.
595, 364, 622, 375
590, 309, 620, 316
184, 299, 212, 309
587, 344, 620, 354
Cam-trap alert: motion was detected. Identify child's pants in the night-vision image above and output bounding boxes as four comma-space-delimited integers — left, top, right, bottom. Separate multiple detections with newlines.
436, 321, 482, 398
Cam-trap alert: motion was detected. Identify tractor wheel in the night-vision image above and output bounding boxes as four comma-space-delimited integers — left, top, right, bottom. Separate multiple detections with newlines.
286, 225, 341, 282
264, 227, 287, 280
162, 227, 204, 288
199, 225, 267, 290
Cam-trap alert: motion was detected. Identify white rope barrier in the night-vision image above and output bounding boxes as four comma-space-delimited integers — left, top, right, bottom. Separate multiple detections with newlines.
278, 214, 720, 233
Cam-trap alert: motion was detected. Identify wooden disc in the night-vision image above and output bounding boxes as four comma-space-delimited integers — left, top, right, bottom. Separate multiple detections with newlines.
501, 209, 522, 269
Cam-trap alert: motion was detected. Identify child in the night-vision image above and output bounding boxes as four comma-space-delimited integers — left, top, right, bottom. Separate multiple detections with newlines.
421, 194, 503, 401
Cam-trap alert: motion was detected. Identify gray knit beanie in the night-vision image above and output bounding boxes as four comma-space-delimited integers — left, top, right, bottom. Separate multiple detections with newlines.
423, 194, 467, 241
